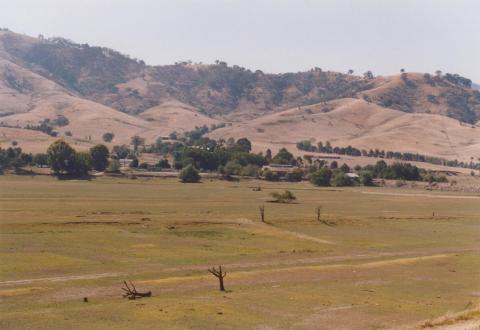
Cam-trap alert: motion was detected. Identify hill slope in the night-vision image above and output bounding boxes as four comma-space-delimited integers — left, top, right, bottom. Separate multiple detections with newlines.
208, 98, 480, 161
0, 28, 479, 162
2, 30, 479, 123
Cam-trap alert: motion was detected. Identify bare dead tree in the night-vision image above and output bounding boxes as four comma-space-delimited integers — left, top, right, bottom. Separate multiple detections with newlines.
259, 205, 265, 223
121, 280, 152, 300
208, 265, 227, 291
316, 205, 322, 222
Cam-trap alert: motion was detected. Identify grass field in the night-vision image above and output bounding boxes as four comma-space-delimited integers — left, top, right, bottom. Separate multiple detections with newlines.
1, 175, 479, 329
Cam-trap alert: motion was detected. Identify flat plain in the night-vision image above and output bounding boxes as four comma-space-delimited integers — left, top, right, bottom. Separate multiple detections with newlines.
1, 175, 479, 329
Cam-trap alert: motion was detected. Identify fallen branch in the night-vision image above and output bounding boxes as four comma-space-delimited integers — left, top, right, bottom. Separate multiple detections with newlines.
121, 280, 151, 300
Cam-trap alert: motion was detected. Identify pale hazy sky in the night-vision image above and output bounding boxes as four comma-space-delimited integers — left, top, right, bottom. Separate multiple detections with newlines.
0, 0, 479, 81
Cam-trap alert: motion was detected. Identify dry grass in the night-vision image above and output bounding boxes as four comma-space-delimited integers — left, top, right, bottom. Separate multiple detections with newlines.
1, 175, 479, 329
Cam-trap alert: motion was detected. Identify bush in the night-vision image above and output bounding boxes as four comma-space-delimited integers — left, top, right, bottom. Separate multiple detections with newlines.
106, 159, 121, 173
271, 190, 296, 203
179, 164, 200, 183
310, 167, 332, 186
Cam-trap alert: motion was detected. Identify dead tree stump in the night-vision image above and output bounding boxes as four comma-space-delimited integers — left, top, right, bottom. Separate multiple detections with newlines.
316, 206, 322, 222
259, 205, 265, 223
208, 265, 227, 291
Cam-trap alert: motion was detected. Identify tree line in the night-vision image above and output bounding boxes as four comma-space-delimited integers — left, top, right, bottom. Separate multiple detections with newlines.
296, 140, 480, 170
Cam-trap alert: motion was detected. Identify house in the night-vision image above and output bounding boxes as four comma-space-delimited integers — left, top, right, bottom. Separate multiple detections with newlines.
262, 164, 298, 176
346, 172, 360, 179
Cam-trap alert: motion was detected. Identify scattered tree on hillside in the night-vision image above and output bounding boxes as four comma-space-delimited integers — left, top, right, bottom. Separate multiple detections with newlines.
363, 71, 374, 80
102, 132, 115, 142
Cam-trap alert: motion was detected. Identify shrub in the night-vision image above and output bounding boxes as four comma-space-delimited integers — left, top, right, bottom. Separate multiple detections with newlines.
179, 164, 200, 183
310, 167, 332, 186
271, 190, 296, 203
106, 159, 121, 173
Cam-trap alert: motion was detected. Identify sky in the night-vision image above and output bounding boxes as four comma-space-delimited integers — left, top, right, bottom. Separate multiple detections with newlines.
0, 0, 479, 81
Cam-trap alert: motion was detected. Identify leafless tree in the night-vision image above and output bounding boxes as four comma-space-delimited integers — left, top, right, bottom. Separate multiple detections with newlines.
208, 266, 227, 291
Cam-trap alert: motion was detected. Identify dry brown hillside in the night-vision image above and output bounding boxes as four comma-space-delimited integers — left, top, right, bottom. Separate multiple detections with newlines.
0, 28, 479, 161
361, 73, 480, 124
208, 98, 480, 162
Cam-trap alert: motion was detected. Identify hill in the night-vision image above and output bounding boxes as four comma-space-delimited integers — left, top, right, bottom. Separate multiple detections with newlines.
1, 30, 479, 122
208, 98, 480, 161
0, 28, 479, 163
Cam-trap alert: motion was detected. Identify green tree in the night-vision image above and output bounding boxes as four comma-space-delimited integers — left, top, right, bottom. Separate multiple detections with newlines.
331, 172, 353, 187
33, 153, 48, 167
310, 167, 332, 186
340, 163, 350, 173
360, 171, 374, 186
71, 152, 92, 176
179, 164, 201, 183
47, 140, 77, 175
235, 138, 252, 153
272, 148, 295, 165
89, 144, 109, 171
